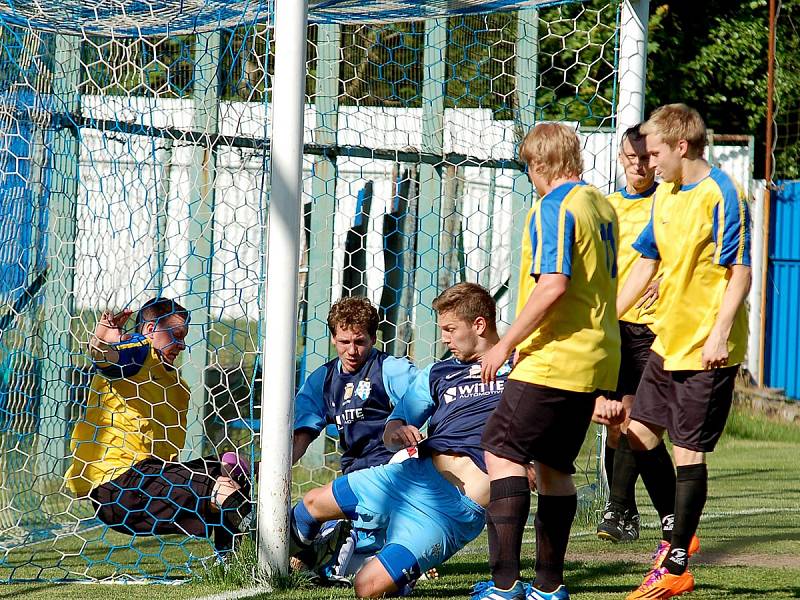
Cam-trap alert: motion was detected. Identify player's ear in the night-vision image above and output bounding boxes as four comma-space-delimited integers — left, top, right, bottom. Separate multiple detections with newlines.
473, 316, 487, 335
142, 321, 156, 336
677, 138, 689, 159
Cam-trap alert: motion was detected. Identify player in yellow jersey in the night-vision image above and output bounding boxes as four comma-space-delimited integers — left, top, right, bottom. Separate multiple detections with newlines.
619, 105, 751, 599
596, 124, 676, 546
473, 123, 620, 600
66, 298, 252, 557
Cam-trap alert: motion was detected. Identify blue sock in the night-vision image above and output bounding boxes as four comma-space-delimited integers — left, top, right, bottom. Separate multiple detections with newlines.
292, 500, 322, 545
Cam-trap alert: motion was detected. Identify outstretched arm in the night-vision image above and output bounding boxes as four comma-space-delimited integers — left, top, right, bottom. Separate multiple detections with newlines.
617, 257, 658, 318
90, 309, 133, 364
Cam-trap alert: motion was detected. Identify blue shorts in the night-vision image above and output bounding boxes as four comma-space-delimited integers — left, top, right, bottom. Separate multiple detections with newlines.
331, 457, 485, 584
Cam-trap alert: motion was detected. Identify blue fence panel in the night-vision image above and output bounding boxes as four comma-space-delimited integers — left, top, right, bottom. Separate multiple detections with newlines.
766, 180, 800, 400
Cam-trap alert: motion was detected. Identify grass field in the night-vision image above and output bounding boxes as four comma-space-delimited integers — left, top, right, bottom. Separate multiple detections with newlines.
1, 406, 798, 599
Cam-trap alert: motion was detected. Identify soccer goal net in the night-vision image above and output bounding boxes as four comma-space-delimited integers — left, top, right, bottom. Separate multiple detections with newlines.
0, 0, 628, 583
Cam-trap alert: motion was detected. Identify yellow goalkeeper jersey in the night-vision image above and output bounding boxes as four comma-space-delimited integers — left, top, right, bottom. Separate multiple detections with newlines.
607, 184, 658, 326
633, 167, 751, 371
66, 335, 190, 496
512, 181, 621, 393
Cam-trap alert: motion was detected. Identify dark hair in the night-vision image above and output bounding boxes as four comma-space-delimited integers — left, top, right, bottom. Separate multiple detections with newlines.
620, 123, 644, 148
432, 282, 497, 329
327, 297, 379, 338
135, 297, 189, 333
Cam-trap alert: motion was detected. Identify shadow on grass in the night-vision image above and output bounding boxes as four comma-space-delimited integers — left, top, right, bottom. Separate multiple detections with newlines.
0, 584, 63, 598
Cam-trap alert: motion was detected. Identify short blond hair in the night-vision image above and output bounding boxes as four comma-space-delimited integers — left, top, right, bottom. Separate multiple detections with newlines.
641, 103, 707, 156
519, 123, 583, 182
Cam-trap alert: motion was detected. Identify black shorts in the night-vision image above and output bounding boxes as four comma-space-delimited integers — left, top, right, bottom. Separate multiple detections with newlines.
612, 321, 656, 399
481, 379, 596, 475
631, 352, 738, 453
90, 456, 222, 538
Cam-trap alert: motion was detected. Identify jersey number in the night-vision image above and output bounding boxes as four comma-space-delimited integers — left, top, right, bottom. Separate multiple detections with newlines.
600, 222, 617, 278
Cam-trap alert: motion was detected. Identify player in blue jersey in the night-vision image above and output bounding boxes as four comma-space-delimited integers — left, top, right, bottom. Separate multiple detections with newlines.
291, 296, 417, 581
293, 296, 416, 473
289, 282, 510, 598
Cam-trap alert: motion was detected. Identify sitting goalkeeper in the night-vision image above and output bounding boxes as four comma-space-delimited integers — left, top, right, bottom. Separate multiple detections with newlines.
290, 283, 513, 597
65, 297, 251, 555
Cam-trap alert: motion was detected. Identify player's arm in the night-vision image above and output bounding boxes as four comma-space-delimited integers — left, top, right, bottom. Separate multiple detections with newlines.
703, 191, 753, 369
480, 274, 568, 383
381, 356, 418, 407
617, 257, 659, 317
702, 265, 751, 369
292, 366, 327, 464
618, 210, 661, 317
481, 201, 574, 383
383, 364, 434, 452
89, 309, 133, 364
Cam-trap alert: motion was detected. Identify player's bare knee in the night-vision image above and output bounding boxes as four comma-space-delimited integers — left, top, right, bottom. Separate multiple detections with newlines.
626, 420, 661, 451
353, 570, 393, 598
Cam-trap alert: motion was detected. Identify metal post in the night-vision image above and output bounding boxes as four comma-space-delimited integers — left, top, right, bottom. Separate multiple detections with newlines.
615, 0, 650, 185
510, 9, 538, 315
37, 34, 80, 478
302, 23, 340, 470
413, 18, 446, 364
257, 0, 309, 574
180, 31, 220, 461
759, 0, 777, 386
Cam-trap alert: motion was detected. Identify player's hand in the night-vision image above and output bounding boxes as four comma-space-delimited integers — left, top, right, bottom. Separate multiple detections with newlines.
525, 463, 537, 492
480, 342, 512, 384
702, 329, 729, 370
592, 396, 625, 425
636, 277, 661, 310
387, 424, 424, 449
98, 309, 133, 331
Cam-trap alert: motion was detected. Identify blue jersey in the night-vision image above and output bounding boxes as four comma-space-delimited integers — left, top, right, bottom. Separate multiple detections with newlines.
389, 357, 512, 472
294, 349, 416, 474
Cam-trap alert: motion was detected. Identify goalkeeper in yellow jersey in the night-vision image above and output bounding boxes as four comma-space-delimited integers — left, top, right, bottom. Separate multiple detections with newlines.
66, 297, 251, 557
619, 104, 751, 599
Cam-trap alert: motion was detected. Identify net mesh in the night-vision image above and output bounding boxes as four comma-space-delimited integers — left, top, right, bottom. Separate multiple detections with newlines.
0, 0, 621, 583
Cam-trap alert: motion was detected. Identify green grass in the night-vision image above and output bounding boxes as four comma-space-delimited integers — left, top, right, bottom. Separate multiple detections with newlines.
0, 412, 797, 598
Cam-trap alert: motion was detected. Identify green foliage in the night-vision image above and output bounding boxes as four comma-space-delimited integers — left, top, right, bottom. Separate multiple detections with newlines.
646, 1, 800, 178
724, 403, 800, 443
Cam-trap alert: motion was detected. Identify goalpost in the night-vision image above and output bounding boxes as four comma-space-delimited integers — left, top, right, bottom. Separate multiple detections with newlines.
0, 0, 650, 582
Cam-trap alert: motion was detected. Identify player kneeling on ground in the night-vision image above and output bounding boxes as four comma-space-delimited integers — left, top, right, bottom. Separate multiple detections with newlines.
289, 282, 512, 598
66, 298, 251, 557
291, 296, 417, 582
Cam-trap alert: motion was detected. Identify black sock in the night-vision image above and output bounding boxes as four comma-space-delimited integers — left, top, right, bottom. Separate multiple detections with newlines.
534, 494, 577, 593
487, 476, 530, 589
604, 443, 616, 494
609, 435, 638, 514
633, 442, 676, 540
662, 464, 707, 575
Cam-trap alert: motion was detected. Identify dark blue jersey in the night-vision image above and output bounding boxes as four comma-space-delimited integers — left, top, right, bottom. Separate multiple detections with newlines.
294, 349, 416, 474
389, 356, 512, 472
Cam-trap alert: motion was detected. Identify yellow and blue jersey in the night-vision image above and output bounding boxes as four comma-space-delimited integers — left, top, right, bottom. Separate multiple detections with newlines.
633, 167, 751, 371
66, 334, 190, 496
607, 184, 659, 325
513, 181, 621, 393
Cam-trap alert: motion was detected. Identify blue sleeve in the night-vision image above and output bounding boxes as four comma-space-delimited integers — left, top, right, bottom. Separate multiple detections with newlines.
95, 333, 149, 378
632, 206, 660, 260
381, 356, 418, 407
712, 180, 751, 266
387, 364, 435, 428
293, 366, 328, 434
531, 201, 575, 276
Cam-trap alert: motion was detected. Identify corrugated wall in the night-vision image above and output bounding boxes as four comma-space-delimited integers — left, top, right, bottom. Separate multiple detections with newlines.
767, 180, 800, 400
